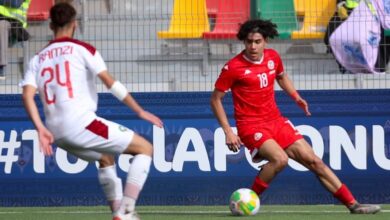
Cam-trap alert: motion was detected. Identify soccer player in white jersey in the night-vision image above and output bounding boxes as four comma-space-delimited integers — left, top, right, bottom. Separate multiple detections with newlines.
21, 3, 160, 220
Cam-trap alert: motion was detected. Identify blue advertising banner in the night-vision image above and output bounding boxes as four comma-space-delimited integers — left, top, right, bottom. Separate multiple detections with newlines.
0, 90, 389, 206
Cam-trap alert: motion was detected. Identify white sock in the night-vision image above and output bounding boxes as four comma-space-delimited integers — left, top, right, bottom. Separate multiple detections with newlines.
98, 165, 123, 215
119, 154, 152, 213
120, 196, 136, 213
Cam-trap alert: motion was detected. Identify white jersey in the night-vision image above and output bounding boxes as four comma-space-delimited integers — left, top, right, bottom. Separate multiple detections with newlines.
21, 37, 107, 139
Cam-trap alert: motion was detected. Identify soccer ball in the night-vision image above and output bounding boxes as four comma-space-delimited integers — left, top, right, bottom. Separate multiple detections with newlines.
229, 188, 260, 216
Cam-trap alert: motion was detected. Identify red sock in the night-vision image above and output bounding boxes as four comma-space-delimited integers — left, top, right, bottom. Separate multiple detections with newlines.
251, 176, 269, 195
333, 184, 356, 207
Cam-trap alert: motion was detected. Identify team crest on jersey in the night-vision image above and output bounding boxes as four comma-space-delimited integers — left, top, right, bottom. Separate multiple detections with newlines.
254, 132, 263, 141
119, 125, 128, 132
267, 60, 275, 70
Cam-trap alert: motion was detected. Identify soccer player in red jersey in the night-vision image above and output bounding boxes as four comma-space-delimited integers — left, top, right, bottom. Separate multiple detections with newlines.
21, 3, 161, 220
210, 19, 380, 214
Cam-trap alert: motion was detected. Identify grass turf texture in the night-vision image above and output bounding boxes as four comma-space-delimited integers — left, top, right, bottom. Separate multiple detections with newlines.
0, 205, 389, 220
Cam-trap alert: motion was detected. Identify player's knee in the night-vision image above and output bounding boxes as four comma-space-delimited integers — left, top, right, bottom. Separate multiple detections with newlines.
307, 156, 326, 171
134, 138, 153, 157
272, 154, 288, 172
98, 155, 115, 168
278, 155, 289, 170
141, 141, 153, 157
126, 134, 154, 156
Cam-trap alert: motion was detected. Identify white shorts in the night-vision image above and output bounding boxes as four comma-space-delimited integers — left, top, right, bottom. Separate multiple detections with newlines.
55, 117, 135, 161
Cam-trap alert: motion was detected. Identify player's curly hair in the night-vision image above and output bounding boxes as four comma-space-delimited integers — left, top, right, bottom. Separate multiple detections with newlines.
237, 19, 279, 41
50, 2, 76, 29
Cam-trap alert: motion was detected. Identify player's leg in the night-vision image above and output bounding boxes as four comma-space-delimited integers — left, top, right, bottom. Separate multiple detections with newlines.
286, 139, 342, 192
56, 140, 124, 217
117, 133, 153, 217
285, 139, 381, 214
80, 117, 150, 219
97, 154, 123, 217
251, 139, 289, 195
243, 119, 291, 195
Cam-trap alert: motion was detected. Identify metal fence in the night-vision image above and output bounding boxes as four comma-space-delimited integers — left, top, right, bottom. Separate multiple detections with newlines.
2, 0, 390, 94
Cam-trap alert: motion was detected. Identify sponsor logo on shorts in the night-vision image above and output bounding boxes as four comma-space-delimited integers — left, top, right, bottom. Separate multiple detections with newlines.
254, 132, 263, 141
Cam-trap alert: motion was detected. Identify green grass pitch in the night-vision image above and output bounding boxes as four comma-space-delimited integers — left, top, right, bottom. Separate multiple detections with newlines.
0, 205, 389, 220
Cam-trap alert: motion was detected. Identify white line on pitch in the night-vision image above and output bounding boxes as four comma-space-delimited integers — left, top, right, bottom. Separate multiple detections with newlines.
0, 210, 389, 214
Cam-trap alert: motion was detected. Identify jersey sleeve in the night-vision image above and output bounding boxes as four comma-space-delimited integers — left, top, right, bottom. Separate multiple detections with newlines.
84, 50, 107, 75
19, 56, 39, 88
214, 63, 237, 92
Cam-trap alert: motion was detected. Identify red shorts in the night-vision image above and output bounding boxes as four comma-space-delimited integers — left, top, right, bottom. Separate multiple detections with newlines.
238, 117, 303, 153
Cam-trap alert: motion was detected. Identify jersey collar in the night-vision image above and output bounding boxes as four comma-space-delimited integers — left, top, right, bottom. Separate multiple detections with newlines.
242, 51, 264, 65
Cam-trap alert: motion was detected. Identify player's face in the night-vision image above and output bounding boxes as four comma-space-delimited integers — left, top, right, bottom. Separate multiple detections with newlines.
243, 33, 266, 61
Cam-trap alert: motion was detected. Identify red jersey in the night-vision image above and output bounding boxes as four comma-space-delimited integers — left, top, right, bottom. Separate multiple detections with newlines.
215, 48, 284, 125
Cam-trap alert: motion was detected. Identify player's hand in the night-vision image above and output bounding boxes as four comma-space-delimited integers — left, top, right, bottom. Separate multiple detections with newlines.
225, 131, 243, 152
138, 110, 163, 128
296, 97, 311, 116
37, 127, 54, 156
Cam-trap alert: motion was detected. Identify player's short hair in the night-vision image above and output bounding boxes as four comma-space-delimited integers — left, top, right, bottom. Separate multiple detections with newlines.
50, 2, 76, 28
237, 19, 279, 41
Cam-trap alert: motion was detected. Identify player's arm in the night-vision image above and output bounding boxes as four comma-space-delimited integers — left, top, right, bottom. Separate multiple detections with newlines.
98, 71, 163, 128
210, 89, 242, 152
22, 85, 54, 156
276, 73, 311, 116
